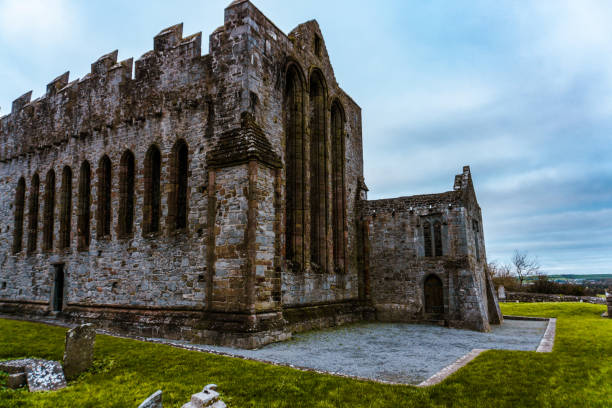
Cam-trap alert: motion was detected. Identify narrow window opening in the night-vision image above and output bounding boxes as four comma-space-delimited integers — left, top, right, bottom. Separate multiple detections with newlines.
27, 174, 40, 254
331, 102, 346, 271
423, 221, 432, 257
12, 177, 25, 254
77, 161, 91, 250
59, 166, 72, 249
119, 150, 135, 237
143, 145, 161, 235
314, 34, 322, 57
97, 155, 112, 239
169, 140, 189, 232
42, 170, 55, 251
434, 221, 443, 257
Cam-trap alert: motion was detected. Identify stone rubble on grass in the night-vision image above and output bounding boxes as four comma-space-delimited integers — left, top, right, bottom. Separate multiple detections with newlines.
138, 390, 163, 408
6, 372, 26, 389
181, 384, 226, 408
136, 384, 226, 408
0, 358, 66, 391
63, 323, 96, 380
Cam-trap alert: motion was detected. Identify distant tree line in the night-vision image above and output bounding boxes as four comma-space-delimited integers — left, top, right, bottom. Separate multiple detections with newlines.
487, 250, 606, 296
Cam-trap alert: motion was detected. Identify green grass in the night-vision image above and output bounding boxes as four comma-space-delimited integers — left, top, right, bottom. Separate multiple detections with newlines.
0, 303, 610, 407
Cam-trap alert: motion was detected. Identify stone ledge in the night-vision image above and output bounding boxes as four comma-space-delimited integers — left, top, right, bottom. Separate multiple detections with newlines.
536, 318, 556, 353
418, 348, 486, 387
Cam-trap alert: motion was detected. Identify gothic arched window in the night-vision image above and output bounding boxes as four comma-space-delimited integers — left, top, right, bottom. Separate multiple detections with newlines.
27, 173, 40, 254
284, 64, 306, 266
12, 177, 25, 254
77, 161, 91, 250
169, 140, 188, 231
97, 155, 112, 239
331, 101, 346, 270
59, 166, 72, 249
143, 145, 161, 235
118, 150, 135, 237
434, 221, 443, 257
42, 170, 55, 251
309, 70, 328, 267
423, 221, 432, 257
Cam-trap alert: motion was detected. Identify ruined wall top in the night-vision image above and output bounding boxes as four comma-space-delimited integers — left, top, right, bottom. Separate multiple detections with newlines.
0, 20, 207, 162
362, 166, 478, 215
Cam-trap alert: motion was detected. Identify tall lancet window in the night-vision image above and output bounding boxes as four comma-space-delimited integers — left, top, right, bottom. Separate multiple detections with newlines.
77, 161, 91, 250
309, 70, 328, 268
12, 177, 25, 254
143, 145, 162, 235
42, 170, 55, 251
27, 173, 40, 254
284, 64, 306, 267
59, 166, 72, 249
331, 101, 346, 271
119, 150, 135, 237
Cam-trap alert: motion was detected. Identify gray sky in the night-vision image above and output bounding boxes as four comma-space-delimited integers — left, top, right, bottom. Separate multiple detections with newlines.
1, 0, 611, 274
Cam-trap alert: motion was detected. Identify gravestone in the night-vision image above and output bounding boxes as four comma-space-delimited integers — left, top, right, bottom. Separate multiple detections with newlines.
497, 285, 506, 301
26, 360, 67, 391
0, 358, 66, 391
63, 323, 96, 380
139, 390, 163, 408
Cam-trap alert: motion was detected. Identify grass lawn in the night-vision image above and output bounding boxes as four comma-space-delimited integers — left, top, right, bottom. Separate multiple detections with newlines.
0, 303, 610, 407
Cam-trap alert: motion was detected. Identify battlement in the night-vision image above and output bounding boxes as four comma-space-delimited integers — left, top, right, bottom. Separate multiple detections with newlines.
0, 21, 209, 162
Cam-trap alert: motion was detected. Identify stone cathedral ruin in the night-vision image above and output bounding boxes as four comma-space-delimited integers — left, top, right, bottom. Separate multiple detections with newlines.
0, 1, 502, 348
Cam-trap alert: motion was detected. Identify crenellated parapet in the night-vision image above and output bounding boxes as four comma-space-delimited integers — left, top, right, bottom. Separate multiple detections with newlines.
0, 23, 209, 163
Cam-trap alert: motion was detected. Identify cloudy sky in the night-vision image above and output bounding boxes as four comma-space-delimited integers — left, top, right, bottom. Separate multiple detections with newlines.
1, 0, 611, 274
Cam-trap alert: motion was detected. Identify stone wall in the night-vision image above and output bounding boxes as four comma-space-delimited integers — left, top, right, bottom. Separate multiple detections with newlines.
0, 27, 212, 311
0, 0, 366, 347
505, 292, 606, 305
361, 167, 501, 331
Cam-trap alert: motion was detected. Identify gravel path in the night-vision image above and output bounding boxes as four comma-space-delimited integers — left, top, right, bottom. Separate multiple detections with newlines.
0, 314, 548, 385
200, 320, 548, 384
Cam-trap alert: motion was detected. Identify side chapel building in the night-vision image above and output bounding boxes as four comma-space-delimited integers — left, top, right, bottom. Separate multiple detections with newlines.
0, 1, 502, 348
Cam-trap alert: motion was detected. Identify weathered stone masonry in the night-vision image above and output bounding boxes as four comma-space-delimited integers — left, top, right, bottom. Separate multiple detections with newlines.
361, 167, 502, 331
0, 0, 501, 348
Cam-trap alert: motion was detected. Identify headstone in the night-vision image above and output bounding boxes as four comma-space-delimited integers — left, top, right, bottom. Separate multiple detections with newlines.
138, 390, 163, 408
25, 360, 67, 391
182, 384, 227, 408
497, 285, 506, 300
63, 323, 96, 380
0, 358, 66, 392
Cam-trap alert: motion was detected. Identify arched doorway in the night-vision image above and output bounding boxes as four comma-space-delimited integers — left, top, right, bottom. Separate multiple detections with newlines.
424, 275, 444, 314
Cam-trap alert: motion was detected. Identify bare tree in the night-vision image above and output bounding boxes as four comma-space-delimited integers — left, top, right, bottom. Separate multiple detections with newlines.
487, 260, 517, 290
512, 250, 540, 286
488, 260, 512, 279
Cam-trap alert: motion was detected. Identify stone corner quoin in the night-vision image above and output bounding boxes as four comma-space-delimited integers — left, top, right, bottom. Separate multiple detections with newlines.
0, 0, 501, 348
